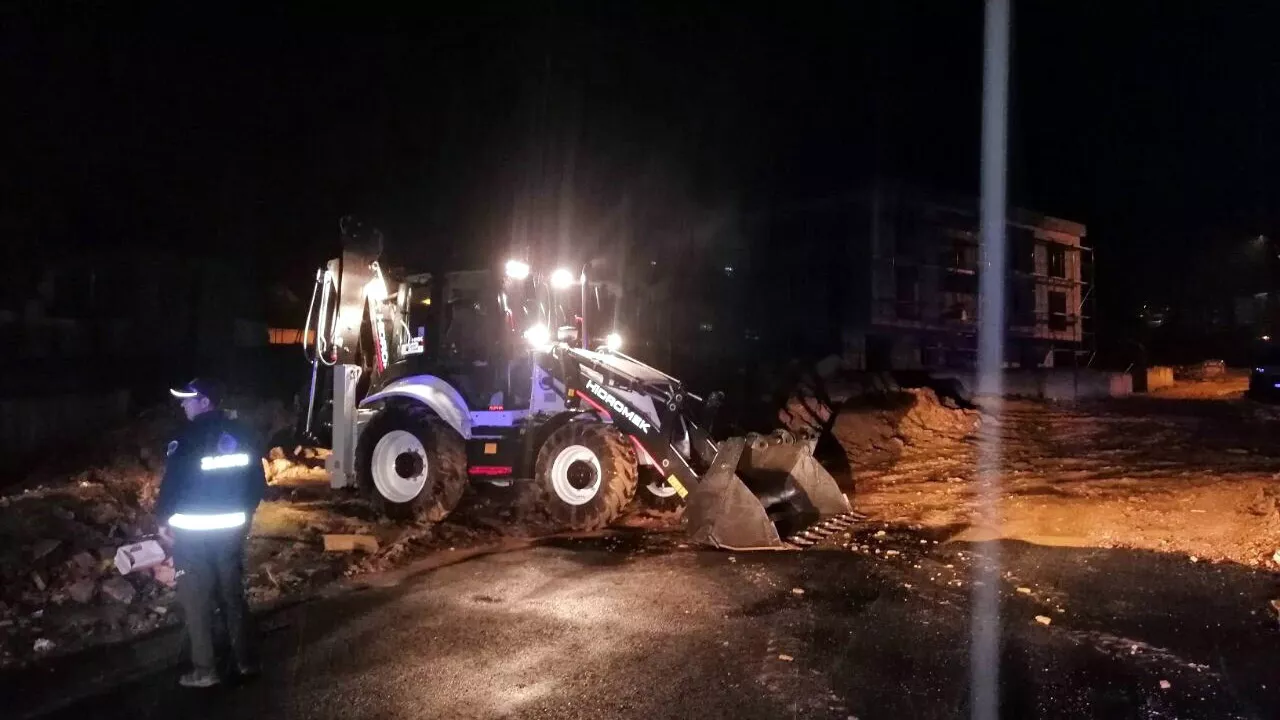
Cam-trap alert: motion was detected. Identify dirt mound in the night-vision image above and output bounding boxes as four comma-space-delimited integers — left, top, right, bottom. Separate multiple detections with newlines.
776, 365, 980, 467
827, 388, 980, 464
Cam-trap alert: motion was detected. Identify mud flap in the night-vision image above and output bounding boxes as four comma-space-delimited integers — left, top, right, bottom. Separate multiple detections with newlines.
684, 433, 851, 550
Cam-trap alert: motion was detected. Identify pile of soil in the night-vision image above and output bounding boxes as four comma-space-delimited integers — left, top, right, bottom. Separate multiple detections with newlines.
776, 367, 981, 467
827, 388, 981, 465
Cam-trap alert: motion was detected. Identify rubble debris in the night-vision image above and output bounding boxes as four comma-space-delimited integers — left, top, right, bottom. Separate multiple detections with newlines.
72, 552, 98, 572
778, 654, 794, 662
67, 578, 97, 604
1016, 587, 1032, 594
30, 539, 61, 561
31, 573, 46, 592
791, 588, 806, 596
1034, 615, 1052, 626
323, 534, 380, 554
151, 561, 177, 587
101, 577, 137, 605
1159, 680, 1171, 690
33, 639, 54, 654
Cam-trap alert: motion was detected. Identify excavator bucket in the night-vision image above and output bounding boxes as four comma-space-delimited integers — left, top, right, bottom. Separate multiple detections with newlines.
684, 432, 851, 550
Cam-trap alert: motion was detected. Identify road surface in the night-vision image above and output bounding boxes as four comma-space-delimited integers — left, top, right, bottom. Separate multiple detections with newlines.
11, 531, 1280, 719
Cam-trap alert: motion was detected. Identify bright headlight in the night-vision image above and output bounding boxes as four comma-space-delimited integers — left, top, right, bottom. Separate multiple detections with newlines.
505, 259, 531, 280
605, 332, 623, 352
523, 324, 550, 347
550, 268, 576, 289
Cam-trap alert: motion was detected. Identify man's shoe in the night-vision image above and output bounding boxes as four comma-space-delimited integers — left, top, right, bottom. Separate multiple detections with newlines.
179, 669, 221, 688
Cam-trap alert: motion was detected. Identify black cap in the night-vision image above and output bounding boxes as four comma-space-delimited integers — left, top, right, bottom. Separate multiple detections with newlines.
169, 378, 223, 406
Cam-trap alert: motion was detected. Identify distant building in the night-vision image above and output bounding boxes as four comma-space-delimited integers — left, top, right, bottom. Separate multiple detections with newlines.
848, 182, 1093, 370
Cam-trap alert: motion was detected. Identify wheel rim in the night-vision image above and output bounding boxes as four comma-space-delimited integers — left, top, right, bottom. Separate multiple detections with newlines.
371, 430, 428, 504
550, 444, 602, 506
646, 478, 678, 498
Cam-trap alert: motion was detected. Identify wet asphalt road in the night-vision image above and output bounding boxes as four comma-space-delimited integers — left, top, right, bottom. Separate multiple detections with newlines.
12, 530, 1280, 720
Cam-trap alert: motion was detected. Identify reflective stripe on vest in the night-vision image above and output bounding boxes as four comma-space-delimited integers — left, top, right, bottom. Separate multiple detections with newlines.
200, 453, 251, 471
168, 512, 247, 531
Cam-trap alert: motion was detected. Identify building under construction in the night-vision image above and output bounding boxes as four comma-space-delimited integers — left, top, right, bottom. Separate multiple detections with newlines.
851, 182, 1093, 371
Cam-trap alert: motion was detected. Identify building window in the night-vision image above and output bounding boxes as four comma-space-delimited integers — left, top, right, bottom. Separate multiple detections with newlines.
1048, 245, 1067, 279
1009, 227, 1036, 274
1048, 291, 1068, 330
1010, 277, 1036, 326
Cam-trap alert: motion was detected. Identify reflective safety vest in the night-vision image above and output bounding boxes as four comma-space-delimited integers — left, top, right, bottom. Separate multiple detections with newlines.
154, 410, 266, 531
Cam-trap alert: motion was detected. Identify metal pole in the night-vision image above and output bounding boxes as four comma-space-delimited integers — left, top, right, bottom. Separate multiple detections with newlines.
972, 0, 1010, 718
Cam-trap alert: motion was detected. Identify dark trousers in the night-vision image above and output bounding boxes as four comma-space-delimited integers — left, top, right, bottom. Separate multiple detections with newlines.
173, 526, 257, 673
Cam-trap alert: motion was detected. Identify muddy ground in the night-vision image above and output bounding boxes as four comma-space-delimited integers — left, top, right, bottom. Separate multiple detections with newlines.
848, 372, 1280, 570
3, 370, 1277, 670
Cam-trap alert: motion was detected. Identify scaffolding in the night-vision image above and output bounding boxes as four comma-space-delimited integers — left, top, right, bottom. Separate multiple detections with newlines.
865, 223, 1095, 370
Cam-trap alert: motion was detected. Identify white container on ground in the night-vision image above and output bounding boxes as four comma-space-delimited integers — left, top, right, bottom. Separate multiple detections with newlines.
114, 540, 167, 575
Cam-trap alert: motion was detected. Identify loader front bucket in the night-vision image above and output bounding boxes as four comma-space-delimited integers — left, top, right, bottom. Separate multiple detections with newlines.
684, 432, 851, 550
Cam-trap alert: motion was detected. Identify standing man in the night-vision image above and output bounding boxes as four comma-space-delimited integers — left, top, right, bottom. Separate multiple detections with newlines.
155, 378, 266, 688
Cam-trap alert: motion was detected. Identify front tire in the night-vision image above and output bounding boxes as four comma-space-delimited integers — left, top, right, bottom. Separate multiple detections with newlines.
535, 422, 637, 530
356, 405, 468, 522
635, 466, 684, 513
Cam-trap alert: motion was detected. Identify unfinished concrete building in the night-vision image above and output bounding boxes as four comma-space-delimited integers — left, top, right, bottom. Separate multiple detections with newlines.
852, 184, 1092, 370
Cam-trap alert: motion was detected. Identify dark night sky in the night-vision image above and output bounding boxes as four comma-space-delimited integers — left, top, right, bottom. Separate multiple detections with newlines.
3, 1, 1278, 319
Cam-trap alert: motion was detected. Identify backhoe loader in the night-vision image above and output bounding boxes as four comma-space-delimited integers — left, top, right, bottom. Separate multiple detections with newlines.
295, 217, 851, 549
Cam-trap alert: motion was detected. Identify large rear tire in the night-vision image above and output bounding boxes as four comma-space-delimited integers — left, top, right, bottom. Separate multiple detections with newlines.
356, 405, 468, 522
535, 422, 637, 530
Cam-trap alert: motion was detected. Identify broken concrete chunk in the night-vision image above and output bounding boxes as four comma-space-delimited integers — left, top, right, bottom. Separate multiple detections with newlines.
68, 578, 97, 604
101, 577, 137, 604
322, 534, 379, 554
31, 539, 61, 561
791, 588, 805, 596
151, 562, 177, 588
72, 551, 99, 572
1159, 679, 1171, 690
33, 639, 55, 653
88, 503, 121, 526
777, 654, 794, 662
1034, 615, 1052, 626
